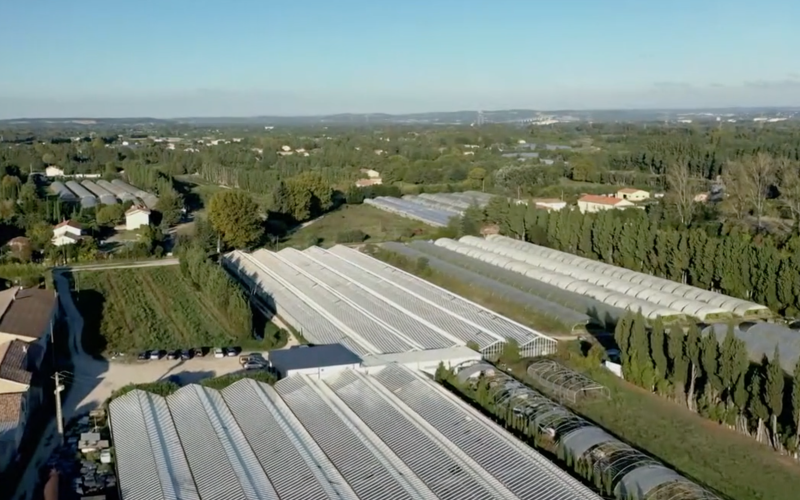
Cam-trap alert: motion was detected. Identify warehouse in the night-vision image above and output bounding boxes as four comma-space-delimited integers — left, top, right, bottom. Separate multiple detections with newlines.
268, 344, 362, 379
224, 245, 558, 359
108, 364, 601, 500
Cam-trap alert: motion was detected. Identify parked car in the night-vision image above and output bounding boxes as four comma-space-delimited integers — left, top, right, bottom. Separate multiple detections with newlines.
137, 351, 149, 361
224, 346, 240, 357
243, 361, 265, 370
180, 349, 193, 360
149, 350, 163, 360
167, 350, 180, 360
213, 348, 225, 359
193, 347, 207, 358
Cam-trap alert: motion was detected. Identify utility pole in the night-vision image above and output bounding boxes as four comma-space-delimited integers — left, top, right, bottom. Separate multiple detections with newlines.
53, 371, 65, 445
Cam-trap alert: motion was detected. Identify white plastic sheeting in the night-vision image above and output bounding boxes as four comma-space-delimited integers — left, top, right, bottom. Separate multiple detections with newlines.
109, 368, 602, 500
434, 238, 679, 320
487, 235, 768, 317
463, 236, 730, 321
225, 245, 559, 358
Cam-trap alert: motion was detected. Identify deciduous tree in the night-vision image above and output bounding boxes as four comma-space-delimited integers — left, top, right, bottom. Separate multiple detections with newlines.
208, 190, 263, 249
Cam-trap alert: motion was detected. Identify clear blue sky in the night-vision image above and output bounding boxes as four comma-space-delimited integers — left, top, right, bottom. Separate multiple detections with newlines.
1, 0, 799, 117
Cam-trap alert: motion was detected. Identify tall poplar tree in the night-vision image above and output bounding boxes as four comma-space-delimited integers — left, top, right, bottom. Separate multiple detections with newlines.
649, 318, 669, 393
667, 325, 688, 401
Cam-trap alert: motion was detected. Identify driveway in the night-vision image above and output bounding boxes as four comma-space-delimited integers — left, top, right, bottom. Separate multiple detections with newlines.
11, 270, 259, 500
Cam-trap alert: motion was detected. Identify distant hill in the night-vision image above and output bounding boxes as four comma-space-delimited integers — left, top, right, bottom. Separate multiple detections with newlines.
2, 107, 799, 128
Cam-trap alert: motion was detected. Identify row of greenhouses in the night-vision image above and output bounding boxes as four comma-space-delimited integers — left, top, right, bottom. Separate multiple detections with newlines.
425, 236, 768, 322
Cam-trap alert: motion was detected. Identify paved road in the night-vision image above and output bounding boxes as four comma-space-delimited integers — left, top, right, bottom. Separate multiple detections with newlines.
10, 267, 260, 500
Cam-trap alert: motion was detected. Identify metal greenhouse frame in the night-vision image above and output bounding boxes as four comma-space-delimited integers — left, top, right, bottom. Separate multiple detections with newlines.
526, 360, 610, 403
456, 362, 723, 500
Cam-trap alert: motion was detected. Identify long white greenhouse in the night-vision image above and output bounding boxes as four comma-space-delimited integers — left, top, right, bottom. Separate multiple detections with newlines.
434, 238, 680, 320
109, 366, 602, 500
364, 191, 494, 227
224, 245, 558, 359
485, 235, 769, 318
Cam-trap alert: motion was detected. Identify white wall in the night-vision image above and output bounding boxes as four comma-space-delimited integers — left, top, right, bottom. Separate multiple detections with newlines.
285, 363, 361, 380
126, 211, 150, 230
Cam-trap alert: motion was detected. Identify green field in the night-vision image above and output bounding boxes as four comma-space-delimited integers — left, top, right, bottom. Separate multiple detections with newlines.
279, 203, 439, 248
72, 266, 271, 355
512, 357, 800, 500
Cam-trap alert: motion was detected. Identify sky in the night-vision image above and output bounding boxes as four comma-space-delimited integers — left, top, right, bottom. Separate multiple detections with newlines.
1, 0, 799, 118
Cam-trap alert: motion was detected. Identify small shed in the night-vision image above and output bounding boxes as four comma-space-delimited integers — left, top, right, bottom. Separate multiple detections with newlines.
267, 344, 362, 379
125, 205, 151, 230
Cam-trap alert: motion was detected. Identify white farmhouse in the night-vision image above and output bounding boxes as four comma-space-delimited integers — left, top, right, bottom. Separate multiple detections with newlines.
577, 195, 635, 213
125, 205, 151, 230
51, 220, 83, 246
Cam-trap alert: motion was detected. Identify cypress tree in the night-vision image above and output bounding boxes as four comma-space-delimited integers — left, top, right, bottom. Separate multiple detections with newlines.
649, 317, 669, 393
632, 311, 655, 389
749, 371, 770, 443
765, 346, 785, 446
667, 325, 688, 400
685, 324, 702, 411
700, 332, 722, 401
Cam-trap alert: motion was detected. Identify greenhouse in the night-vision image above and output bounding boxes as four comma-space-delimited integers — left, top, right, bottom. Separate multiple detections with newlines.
702, 322, 800, 373
97, 179, 138, 203
525, 360, 609, 403
406, 240, 626, 326
224, 244, 560, 359
402, 195, 466, 214
434, 238, 681, 320
381, 241, 593, 332
81, 180, 118, 205
49, 181, 78, 203
65, 180, 97, 208
467, 236, 729, 322
364, 196, 456, 227
486, 234, 770, 318
458, 362, 722, 500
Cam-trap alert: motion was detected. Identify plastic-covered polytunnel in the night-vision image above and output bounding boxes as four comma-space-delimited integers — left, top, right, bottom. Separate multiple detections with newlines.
381, 241, 593, 332
406, 239, 626, 327
434, 238, 681, 321
485, 234, 769, 319
457, 361, 723, 500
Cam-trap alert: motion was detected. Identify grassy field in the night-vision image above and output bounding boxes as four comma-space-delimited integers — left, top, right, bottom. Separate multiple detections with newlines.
72, 266, 271, 355
279, 203, 439, 249
511, 357, 800, 500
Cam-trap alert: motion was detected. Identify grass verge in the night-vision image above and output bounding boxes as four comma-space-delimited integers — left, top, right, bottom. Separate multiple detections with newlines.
279, 203, 439, 249
510, 355, 800, 500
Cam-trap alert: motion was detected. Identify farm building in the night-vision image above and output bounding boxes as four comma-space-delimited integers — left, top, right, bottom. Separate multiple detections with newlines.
81, 180, 118, 205
577, 194, 634, 213
616, 188, 650, 201
111, 179, 158, 209
108, 365, 601, 500
429, 235, 768, 321
52, 220, 84, 246
96, 180, 137, 203
64, 181, 97, 208
124, 205, 150, 230
268, 344, 362, 379
48, 181, 78, 203
223, 245, 558, 359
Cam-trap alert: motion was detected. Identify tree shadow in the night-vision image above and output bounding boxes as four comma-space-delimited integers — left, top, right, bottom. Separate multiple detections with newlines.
73, 289, 107, 357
